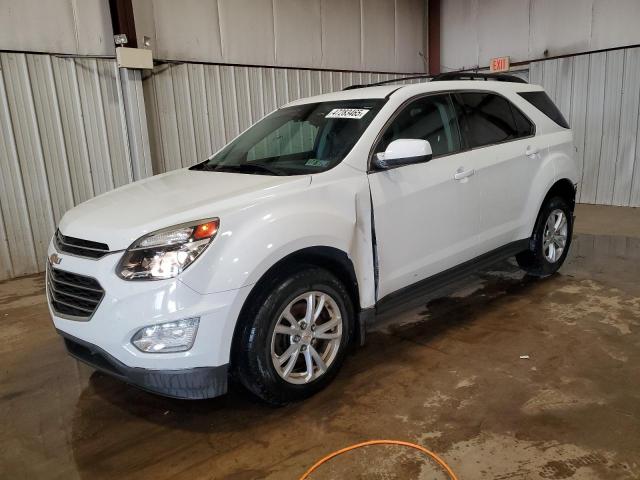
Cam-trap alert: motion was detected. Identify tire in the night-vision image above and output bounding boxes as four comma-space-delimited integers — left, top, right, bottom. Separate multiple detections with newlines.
234, 266, 354, 405
516, 196, 573, 277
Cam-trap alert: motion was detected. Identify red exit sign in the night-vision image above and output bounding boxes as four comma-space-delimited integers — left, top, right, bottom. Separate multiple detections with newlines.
490, 56, 510, 73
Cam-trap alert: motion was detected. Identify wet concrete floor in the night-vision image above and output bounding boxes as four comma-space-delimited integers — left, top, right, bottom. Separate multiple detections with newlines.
1, 204, 639, 479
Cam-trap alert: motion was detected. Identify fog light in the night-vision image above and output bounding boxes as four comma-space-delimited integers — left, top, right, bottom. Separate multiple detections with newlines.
132, 317, 199, 353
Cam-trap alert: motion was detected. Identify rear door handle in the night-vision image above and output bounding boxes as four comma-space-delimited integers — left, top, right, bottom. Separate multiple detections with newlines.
454, 168, 475, 180
525, 146, 539, 157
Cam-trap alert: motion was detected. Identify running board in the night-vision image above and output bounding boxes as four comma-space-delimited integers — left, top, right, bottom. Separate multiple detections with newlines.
374, 239, 529, 318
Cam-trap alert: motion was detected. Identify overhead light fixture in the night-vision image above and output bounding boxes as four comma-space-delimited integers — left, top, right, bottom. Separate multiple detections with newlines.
114, 33, 128, 46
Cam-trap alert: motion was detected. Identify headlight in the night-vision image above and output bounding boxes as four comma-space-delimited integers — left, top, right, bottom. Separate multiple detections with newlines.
117, 218, 219, 280
132, 317, 200, 353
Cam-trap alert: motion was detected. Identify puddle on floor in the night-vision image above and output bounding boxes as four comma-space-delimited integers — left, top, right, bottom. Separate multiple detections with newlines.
1, 233, 639, 479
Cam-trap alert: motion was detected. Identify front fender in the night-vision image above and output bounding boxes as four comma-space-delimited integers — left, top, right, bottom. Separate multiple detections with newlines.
180, 172, 375, 308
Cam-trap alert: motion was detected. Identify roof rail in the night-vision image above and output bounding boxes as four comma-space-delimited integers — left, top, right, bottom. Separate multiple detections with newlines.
431, 72, 528, 84
342, 74, 432, 90
341, 71, 527, 91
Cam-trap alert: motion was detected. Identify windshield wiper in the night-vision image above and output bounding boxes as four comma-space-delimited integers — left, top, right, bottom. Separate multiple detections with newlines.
189, 161, 220, 172
194, 163, 285, 176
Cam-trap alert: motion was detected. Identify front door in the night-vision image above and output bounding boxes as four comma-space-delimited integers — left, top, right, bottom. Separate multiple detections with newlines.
368, 94, 482, 300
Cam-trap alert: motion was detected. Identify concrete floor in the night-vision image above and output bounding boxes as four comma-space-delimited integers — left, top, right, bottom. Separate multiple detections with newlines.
1, 204, 639, 479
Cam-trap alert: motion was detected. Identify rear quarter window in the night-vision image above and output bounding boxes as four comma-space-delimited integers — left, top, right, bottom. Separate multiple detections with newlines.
518, 91, 569, 129
510, 103, 535, 138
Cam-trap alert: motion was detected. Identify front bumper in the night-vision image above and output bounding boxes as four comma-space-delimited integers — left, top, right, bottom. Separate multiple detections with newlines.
47, 240, 253, 399
60, 330, 229, 399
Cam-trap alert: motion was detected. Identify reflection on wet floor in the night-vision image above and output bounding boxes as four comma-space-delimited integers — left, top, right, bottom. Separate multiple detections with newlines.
1, 234, 639, 479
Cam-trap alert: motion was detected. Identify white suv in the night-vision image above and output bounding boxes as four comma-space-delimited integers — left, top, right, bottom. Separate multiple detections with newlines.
47, 73, 577, 404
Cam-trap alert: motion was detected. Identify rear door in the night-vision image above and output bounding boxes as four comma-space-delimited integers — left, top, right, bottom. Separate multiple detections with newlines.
368, 94, 482, 299
452, 92, 542, 253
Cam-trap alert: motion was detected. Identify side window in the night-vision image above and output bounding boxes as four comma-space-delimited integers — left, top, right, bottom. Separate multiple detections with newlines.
375, 94, 461, 157
510, 103, 535, 137
455, 92, 529, 148
518, 91, 569, 129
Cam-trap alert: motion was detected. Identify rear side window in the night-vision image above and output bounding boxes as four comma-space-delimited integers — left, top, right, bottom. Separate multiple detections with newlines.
518, 91, 569, 128
454, 92, 532, 148
511, 104, 535, 137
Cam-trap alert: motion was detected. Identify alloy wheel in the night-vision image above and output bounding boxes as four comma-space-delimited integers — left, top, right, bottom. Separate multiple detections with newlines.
543, 209, 568, 263
270, 291, 343, 384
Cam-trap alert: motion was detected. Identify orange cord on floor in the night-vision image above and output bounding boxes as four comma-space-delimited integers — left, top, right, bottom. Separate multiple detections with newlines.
299, 439, 459, 480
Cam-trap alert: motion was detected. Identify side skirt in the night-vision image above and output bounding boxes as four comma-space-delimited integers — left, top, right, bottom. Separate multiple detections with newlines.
372, 239, 529, 320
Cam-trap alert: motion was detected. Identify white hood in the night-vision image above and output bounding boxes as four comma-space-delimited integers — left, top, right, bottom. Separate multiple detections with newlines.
59, 168, 311, 250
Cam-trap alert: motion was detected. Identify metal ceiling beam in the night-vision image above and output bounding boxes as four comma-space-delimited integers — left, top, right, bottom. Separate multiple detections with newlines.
108, 0, 138, 48
427, 0, 441, 75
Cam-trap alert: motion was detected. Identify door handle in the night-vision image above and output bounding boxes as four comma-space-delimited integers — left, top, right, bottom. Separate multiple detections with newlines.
454, 168, 475, 181
525, 146, 539, 157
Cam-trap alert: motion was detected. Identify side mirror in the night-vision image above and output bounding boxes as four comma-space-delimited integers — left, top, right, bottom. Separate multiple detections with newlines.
372, 139, 433, 170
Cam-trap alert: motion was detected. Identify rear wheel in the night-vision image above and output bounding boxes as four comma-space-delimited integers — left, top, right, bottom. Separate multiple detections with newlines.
234, 267, 353, 405
516, 196, 573, 277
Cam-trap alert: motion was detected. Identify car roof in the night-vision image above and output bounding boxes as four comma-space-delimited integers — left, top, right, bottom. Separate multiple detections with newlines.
283, 85, 401, 105
283, 79, 544, 107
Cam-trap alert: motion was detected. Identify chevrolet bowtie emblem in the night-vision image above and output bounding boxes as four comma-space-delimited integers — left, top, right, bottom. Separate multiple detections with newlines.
49, 253, 62, 265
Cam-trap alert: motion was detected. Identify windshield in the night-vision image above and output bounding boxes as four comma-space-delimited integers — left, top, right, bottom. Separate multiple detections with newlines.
190, 99, 386, 176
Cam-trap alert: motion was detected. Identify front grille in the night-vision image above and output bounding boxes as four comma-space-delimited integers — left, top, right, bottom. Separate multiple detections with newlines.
55, 229, 110, 259
47, 264, 105, 320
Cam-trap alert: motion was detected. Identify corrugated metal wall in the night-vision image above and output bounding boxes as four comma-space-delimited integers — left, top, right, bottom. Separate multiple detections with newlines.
0, 52, 150, 281
4, 48, 638, 282
441, 0, 640, 73
0, 53, 420, 281
530, 47, 640, 207
143, 63, 418, 173
134, 0, 426, 73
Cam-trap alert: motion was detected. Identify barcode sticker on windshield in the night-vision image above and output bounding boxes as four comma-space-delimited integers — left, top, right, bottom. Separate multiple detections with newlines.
325, 108, 370, 119
306, 159, 330, 167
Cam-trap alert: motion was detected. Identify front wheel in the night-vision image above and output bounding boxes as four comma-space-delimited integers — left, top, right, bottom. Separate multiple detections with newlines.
234, 267, 354, 405
516, 196, 573, 277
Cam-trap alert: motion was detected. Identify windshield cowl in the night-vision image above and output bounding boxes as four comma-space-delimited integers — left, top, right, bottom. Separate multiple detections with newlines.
190, 163, 286, 176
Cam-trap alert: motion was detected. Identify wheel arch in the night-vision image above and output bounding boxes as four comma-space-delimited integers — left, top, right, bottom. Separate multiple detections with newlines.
544, 178, 577, 212
526, 177, 576, 247
229, 246, 362, 370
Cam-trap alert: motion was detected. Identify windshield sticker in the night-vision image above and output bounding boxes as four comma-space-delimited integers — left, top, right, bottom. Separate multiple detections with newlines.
325, 108, 370, 119
305, 159, 330, 167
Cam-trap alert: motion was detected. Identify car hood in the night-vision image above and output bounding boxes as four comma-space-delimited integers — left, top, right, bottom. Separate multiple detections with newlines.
59, 169, 311, 250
